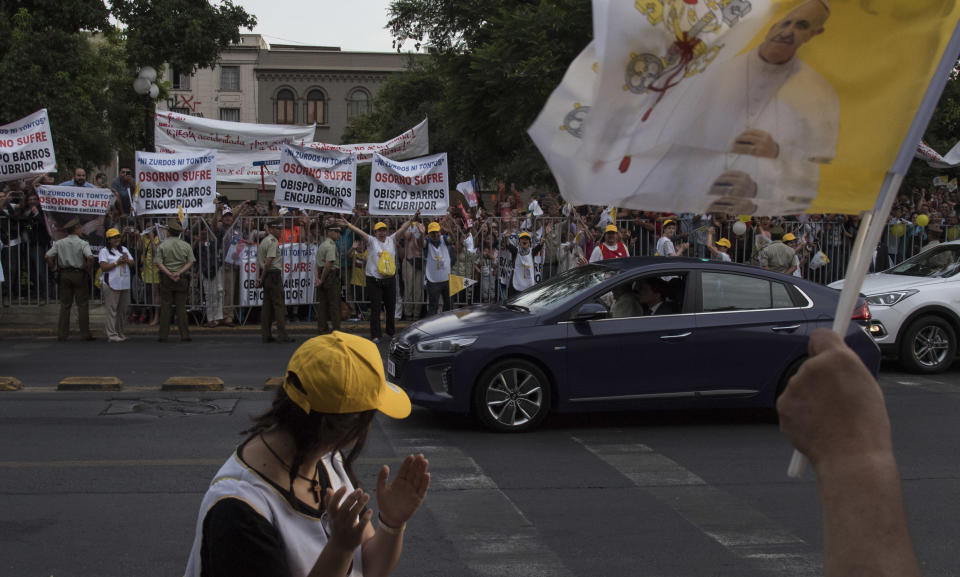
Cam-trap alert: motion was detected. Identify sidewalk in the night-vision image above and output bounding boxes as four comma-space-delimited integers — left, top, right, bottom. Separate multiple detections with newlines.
0, 303, 408, 337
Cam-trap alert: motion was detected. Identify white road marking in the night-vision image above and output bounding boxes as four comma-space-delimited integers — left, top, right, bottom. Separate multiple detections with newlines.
573, 436, 822, 577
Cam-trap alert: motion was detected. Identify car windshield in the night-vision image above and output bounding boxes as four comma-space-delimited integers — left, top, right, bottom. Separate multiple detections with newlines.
504, 264, 621, 314
887, 245, 960, 278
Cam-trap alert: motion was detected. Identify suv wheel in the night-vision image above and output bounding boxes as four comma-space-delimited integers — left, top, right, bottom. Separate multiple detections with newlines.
900, 316, 957, 374
473, 359, 551, 432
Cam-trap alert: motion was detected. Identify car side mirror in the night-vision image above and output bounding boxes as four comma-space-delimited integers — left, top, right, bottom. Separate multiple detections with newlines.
572, 302, 608, 322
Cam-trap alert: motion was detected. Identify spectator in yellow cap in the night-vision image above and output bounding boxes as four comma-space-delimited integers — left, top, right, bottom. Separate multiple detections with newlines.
422, 220, 459, 315
99, 227, 134, 342
184, 331, 430, 577
589, 224, 630, 262
709, 237, 732, 263
656, 220, 689, 257
339, 213, 420, 343
505, 230, 546, 296
782, 233, 805, 278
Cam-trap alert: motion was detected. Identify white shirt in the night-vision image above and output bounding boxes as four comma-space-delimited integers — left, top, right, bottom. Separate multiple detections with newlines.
425, 238, 452, 283
512, 248, 536, 291
656, 236, 676, 257
364, 232, 398, 279
98, 246, 133, 291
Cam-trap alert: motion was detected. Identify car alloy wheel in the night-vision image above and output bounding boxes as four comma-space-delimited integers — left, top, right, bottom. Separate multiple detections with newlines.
474, 359, 551, 432
900, 316, 957, 374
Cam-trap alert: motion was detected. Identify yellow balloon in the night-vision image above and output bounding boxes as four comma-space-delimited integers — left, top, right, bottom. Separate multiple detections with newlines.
737, 215, 752, 223
916, 214, 930, 227
891, 223, 906, 237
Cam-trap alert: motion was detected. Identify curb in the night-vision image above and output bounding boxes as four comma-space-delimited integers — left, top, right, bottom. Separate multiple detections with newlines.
161, 377, 225, 392
0, 377, 23, 391
264, 377, 283, 390
58, 377, 123, 391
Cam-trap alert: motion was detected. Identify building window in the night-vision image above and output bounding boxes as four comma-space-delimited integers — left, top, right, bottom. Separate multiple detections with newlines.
275, 89, 296, 124
171, 68, 190, 91
220, 108, 241, 122
306, 90, 326, 124
220, 66, 240, 92
347, 88, 371, 118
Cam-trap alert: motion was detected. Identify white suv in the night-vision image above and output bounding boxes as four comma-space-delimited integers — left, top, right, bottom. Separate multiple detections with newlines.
830, 240, 960, 373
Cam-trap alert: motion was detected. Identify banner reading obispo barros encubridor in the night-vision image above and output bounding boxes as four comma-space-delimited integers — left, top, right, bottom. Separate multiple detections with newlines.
238, 243, 317, 306
275, 144, 356, 214
135, 150, 217, 215
369, 152, 449, 216
0, 109, 57, 182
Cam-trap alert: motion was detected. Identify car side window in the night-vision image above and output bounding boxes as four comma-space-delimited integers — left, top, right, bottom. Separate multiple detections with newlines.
701, 272, 785, 312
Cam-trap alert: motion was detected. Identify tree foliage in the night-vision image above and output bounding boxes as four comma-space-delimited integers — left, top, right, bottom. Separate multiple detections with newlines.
346, 0, 591, 189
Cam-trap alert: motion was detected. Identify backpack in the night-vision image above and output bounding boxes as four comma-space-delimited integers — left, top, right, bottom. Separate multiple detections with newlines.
377, 250, 396, 277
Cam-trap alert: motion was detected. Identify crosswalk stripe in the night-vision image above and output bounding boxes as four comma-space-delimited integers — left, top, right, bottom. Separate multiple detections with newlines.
573, 435, 822, 577
382, 426, 574, 577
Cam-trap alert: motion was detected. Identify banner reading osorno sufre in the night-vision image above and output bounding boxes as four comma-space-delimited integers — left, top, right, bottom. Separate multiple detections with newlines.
530, 0, 960, 216
154, 110, 315, 183
308, 119, 430, 164
369, 153, 448, 216
37, 185, 114, 242
135, 150, 217, 215
0, 109, 56, 182
275, 144, 356, 214
239, 243, 316, 306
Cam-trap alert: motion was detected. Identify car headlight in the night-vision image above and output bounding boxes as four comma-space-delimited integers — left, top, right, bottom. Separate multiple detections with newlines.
865, 290, 918, 307
415, 336, 478, 354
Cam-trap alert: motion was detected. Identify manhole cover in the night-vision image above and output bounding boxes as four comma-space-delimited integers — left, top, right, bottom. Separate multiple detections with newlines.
102, 397, 239, 417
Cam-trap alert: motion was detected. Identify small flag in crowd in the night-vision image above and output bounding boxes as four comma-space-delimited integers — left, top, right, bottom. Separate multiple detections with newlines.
449, 274, 477, 296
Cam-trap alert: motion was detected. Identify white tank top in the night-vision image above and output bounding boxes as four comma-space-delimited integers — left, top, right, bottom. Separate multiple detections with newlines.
184, 450, 364, 577
512, 249, 535, 291
425, 239, 451, 283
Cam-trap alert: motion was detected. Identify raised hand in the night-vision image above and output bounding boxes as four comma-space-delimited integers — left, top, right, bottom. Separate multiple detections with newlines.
324, 487, 373, 552
376, 454, 430, 529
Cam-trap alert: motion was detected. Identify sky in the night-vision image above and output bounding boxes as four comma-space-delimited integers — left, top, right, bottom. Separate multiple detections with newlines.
234, 0, 398, 52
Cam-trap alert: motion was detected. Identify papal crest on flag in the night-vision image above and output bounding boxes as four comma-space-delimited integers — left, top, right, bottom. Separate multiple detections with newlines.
530, 0, 960, 216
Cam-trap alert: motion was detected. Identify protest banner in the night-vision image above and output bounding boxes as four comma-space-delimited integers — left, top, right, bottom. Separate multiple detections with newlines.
0, 109, 56, 182
369, 153, 449, 216
37, 185, 114, 243
274, 144, 356, 213
456, 178, 479, 207
933, 175, 949, 187
309, 119, 429, 164
239, 242, 317, 306
134, 150, 217, 215
154, 110, 315, 183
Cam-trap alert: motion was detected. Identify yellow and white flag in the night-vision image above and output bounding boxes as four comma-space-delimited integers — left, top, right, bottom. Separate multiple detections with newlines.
449, 274, 478, 296
530, 0, 960, 216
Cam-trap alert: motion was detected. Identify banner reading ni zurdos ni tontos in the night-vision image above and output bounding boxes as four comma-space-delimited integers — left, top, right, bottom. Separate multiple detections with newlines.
239, 243, 317, 306
0, 109, 56, 182
37, 185, 114, 242
369, 152, 449, 216
135, 150, 217, 215
275, 144, 356, 214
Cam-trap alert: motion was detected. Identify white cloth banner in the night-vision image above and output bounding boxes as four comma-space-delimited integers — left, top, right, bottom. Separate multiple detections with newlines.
239, 243, 317, 306
369, 153, 449, 216
456, 178, 479, 207
134, 150, 217, 215
916, 140, 960, 169
0, 109, 57, 182
275, 144, 357, 214
309, 119, 430, 164
154, 110, 315, 183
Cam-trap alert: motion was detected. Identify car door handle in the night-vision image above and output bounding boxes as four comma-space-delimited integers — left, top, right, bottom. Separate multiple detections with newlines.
660, 332, 692, 341
772, 324, 801, 333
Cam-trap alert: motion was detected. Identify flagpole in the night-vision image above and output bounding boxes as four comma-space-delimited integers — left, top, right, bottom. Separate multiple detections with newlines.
788, 20, 960, 478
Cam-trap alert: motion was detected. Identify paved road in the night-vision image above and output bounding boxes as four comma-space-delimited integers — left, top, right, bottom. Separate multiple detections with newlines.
1, 336, 959, 576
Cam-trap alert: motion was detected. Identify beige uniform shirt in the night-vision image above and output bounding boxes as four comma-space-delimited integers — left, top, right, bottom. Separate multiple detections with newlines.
258, 234, 282, 272
46, 234, 93, 269
156, 237, 196, 272
316, 237, 339, 271
759, 241, 796, 273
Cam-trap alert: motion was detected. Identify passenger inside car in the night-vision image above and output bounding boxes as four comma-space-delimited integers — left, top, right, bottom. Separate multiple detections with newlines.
610, 282, 644, 318
636, 277, 678, 315
602, 274, 685, 318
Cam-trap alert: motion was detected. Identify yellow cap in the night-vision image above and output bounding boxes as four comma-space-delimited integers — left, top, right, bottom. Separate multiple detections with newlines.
427, 222, 441, 233
283, 332, 411, 419
663, 219, 675, 227
106, 228, 121, 238
518, 231, 531, 240
715, 237, 731, 248
782, 233, 797, 242
374, 221, 388, 231
604, 224, 618, 233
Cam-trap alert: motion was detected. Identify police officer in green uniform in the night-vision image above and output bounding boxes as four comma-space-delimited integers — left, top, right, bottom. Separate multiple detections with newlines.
45, 217, 95, 341
156, 219, 196, 342
257, 219, 292, 343
314, 223, 342, 334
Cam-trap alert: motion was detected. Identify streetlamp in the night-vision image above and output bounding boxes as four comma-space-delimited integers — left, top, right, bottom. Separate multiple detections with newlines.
133, 66, 159, 152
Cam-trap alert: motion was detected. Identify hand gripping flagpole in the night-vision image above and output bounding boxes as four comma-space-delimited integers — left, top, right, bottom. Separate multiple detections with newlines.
788, 22, 960, 479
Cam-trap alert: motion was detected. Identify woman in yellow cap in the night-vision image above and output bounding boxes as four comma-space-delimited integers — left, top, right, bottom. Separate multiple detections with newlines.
185, 332, 430, 577
709, 237, 733, 262
98, 228, 134, 342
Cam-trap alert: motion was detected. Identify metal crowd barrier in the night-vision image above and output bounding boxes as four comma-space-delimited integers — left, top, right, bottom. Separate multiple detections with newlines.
2, 212, 953, 323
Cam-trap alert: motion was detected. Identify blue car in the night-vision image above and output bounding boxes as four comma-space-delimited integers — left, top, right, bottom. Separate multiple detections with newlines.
389, 258, 880, 432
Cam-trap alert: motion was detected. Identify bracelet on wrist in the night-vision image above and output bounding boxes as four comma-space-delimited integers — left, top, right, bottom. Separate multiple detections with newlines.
377, 513, 405, 535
